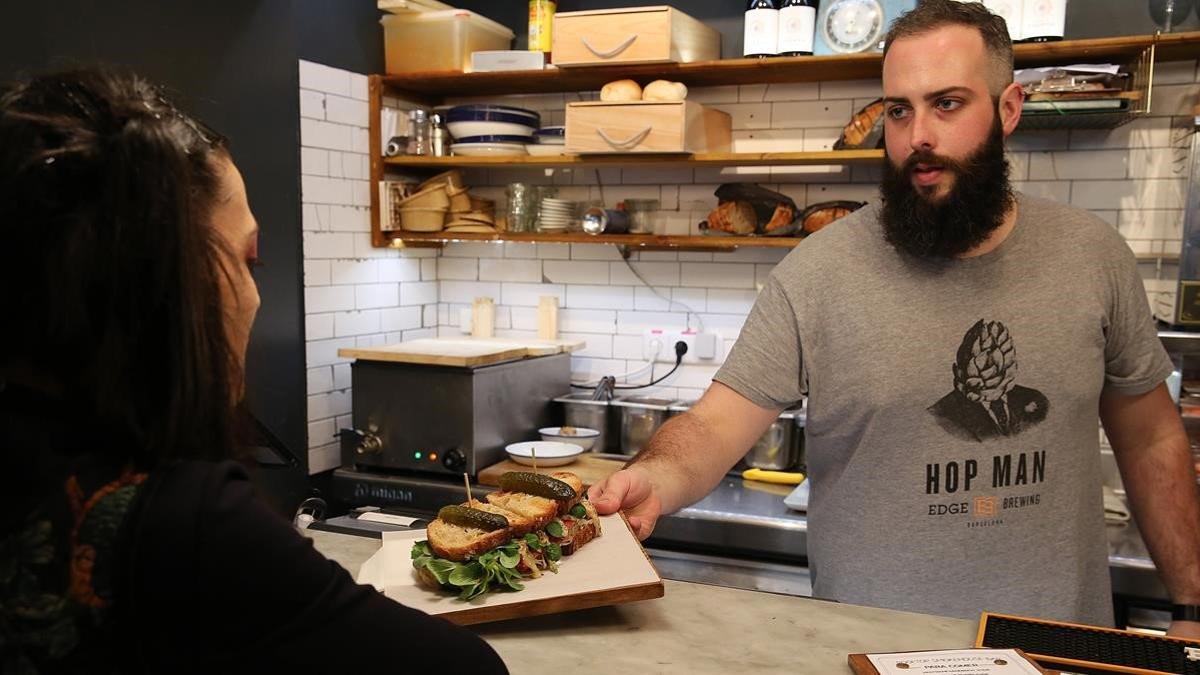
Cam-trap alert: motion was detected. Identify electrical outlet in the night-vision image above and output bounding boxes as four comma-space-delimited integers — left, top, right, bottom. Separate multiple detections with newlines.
642, 329, 668, 361
642, 329, 722, 363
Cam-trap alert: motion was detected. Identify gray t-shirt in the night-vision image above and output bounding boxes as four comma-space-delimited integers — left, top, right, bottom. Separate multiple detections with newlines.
715, 193, 1172, 625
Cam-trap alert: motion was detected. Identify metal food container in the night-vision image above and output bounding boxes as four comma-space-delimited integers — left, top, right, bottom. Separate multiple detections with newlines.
667, 400, 694, 417
553, 393, 618, 452
794, 406, 807, 470
743, 409, 801, 471
612, 396, 679, 456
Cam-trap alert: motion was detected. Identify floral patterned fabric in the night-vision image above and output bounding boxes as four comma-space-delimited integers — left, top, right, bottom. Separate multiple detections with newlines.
1, 469, 147, 674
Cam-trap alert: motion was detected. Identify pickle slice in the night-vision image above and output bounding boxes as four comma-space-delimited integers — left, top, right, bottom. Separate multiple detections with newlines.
498, 471, 576, 500
437, 504, 509, 531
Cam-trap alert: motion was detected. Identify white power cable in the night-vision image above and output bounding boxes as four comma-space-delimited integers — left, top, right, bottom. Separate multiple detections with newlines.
590, 166, 706, 332
570, 339, 662, 386
622, 257, 706, 332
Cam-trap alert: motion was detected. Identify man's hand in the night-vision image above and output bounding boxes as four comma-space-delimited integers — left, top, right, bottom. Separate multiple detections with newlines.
588, 467, 662, 540
1168, 620, 1200, 640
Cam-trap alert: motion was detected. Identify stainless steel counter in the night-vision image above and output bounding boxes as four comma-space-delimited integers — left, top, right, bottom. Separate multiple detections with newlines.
654, 477, 1168, 606
328, 467, 1169, 610
651, 476, 807, 563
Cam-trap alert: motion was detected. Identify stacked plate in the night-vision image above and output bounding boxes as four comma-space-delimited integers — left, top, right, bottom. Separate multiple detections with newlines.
447, 104, 540, 157
537, 197, 575, 232
527, 125, 566, 157
451, 134, 532, 157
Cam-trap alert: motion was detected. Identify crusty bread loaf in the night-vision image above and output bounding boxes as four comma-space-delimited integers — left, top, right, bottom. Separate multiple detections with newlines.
548, 471, 584, 514
469, 500, 535, 536
562, 515, 599, 554
600, 79, 642, 102
485, 492, 558, 530
427, 472, 593, 562
642, 79, 687, 102
426, 518, 515, 561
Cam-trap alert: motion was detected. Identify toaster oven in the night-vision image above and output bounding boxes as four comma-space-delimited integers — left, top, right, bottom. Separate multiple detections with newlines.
340, 352, 570, 478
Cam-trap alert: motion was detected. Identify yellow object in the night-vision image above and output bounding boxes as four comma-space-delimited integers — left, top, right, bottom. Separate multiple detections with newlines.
529, 0, 556, 53
742, 468, 806, 485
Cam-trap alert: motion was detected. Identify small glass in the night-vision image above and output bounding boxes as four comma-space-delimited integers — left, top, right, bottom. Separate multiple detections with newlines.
622, 199, 661, 234
506, 182, 535, 233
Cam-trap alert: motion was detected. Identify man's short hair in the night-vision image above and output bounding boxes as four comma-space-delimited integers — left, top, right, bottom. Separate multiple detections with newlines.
883, 0, 1014, 94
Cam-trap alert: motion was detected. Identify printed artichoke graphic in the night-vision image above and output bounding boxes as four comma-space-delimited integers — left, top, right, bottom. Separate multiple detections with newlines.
953, 319, 1017, 432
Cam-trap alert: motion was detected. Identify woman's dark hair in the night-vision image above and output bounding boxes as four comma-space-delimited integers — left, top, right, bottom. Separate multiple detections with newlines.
0, 67, 240, 466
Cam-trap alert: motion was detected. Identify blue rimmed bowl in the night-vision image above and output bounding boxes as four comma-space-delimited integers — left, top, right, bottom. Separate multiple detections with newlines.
447, 104, 540, 139
534, 126, 566, 145
450, 134, 534, 145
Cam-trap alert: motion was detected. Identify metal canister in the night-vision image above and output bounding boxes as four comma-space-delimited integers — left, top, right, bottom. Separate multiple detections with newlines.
743, 410, 799, 471
430, 112, 447, 157
528, 0, 556, 53
612, 396, 679, 456
581, 207, 630, 235
554, 393, 616, 452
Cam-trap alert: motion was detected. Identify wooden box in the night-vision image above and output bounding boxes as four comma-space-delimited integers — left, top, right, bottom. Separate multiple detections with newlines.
565, 100, 731, 154
552, 6, 720, 67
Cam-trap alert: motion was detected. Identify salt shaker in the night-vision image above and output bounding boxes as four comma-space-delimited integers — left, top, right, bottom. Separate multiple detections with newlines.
430, 112, 447, 157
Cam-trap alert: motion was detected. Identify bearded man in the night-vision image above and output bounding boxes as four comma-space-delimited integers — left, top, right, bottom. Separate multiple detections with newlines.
588, 0, 1200, 634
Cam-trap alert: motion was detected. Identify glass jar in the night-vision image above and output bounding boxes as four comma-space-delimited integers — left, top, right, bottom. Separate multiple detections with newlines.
622, 199, 661, 234
506, 182, 535, 233
406, 109, 430, 156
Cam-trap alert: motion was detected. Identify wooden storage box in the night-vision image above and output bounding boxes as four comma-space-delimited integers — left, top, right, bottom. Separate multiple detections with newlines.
552, 6, 720, 67
565, 101, 731, 154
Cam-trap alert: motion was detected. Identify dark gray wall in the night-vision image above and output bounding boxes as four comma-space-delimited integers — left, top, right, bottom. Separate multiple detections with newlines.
296, 0, 385, 75
0, 1, 310, 515
454, 0, 1200, 59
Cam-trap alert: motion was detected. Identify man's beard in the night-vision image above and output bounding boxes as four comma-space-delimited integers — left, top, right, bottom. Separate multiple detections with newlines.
879, 116, 1013, 260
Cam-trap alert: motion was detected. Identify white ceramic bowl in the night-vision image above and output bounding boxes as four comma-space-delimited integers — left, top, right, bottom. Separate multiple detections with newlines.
448, 120, 538, 139
451, 142, 528, 157
526, 143, 567, 157
537, 427, 599, 450
505, 441, 584, 466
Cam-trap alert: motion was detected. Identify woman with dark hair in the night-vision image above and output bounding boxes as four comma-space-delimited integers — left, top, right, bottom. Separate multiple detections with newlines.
0, 68, 507, 674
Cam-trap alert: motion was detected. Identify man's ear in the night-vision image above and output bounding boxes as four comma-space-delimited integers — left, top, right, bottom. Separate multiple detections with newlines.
997, 81, 1024, 137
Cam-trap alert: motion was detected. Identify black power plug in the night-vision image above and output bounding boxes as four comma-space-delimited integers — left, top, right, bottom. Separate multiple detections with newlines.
674, 340, 688, 361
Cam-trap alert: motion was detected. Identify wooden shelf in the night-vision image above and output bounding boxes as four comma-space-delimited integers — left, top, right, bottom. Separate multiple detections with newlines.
382, 231, 802, 250
383, 149, 884, 169
368, 32, 1200, 248
380, 32, 1200, 101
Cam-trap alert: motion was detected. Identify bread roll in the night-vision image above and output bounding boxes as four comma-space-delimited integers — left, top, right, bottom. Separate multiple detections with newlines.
642, 80, 688, 102
600, 79, 642, 102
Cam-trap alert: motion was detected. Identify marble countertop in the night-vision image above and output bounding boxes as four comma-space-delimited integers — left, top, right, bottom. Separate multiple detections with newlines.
306, 529, 976, 673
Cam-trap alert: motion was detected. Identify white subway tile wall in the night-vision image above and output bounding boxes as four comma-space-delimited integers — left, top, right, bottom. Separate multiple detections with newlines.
298, 59, 1198, 472
300, 61, 439, 474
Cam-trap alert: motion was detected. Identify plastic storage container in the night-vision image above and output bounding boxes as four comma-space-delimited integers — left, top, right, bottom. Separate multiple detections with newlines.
381, 10, 515, 74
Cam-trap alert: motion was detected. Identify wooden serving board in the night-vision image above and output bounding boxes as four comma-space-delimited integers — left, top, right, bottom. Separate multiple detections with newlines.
478, 454, 626, 489
338, 337, 586, 367
356, 513, 664, 625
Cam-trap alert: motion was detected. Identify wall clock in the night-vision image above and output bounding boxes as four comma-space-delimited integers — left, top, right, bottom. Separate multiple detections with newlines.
813, 0, 918, 55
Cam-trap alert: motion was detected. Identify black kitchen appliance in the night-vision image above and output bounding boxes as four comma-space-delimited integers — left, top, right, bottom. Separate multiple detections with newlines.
339, 352, 569, 478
